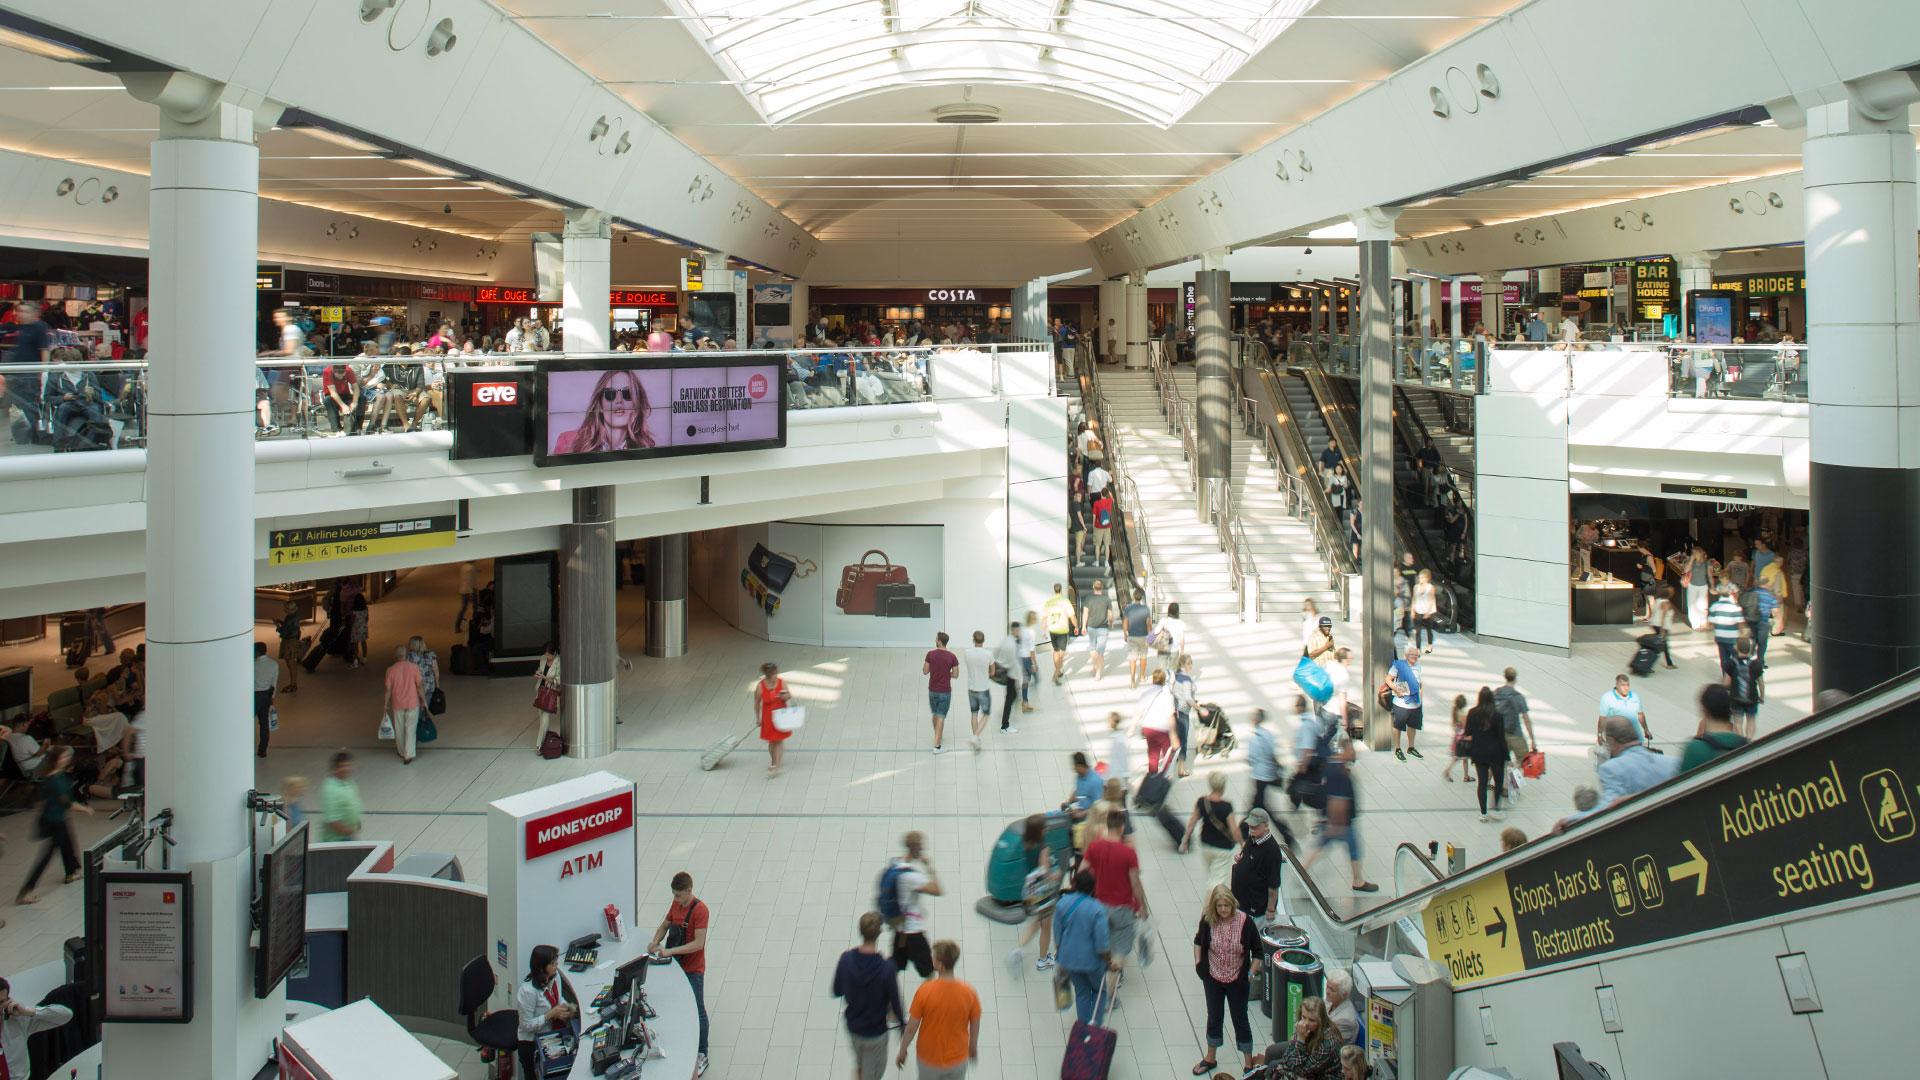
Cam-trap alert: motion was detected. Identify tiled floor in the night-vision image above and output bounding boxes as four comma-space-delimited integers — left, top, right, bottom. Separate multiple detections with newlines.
0, 564, 1815, 1078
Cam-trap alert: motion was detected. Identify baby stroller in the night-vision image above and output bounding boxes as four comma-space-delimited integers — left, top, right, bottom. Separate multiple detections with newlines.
1189, 702, 1235, 759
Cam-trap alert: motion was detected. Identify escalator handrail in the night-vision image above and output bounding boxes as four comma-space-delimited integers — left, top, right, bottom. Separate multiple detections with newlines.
1270, 669, 1920, 939
1301, 363, 1434, 593
1389, 384, 1475, 589
1080, 360, 1164, 618
1239, 355, 1358, 584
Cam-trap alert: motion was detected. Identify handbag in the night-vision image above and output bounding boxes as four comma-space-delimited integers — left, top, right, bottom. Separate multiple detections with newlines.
771, 705, 807, 732
378, 713, 396, 741
746, 543, 798, 592
417, 711, 438, 744
428, 687, 447, 716
1522, 749, 1547, 778
835, 549, 911, 616
534, 682, 561, 714
1292, 655, 1333, 704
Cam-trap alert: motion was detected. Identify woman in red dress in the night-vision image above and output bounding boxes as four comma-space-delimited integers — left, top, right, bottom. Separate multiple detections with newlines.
755, 662, 793, 778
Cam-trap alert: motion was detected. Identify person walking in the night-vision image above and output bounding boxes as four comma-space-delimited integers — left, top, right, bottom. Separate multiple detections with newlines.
1708, 585, 1744, 670
1300, 737, 1378, 893
1016, 613, 1039, 713
1387, 646, 1424, 761
454, 560, 478, 632
1191, 884, 1263, 1076
885, 833, 942, 981
1082, 808, 1149, 988
1154, 602, 1187, 677
1171, 654, 1198, 777
1466, 687, 1508, 821
1180, 772, 1242, 890
1410, 569, 1439, 650
382, 645, 424, 765
991, 623, 1022, 735
1245, 709, 1282, 820
514, 945, 578, 1080
1229, 808, 1284, 923
961, 631, 993, 752
16, 747, 92, 905
253, 641, 279, 757
1050, 870, 1114, 1026
348, 593, 370, 668
647, 871, 712, 1076
407, 633, 441, 723
531, 643, 561, 751
274, 599, 303, 692
1597, 673, 1651, 748
1137, 669, 1177, 773
320, 752, 362, 840
923, 632, 959, 754
1682, 684, 1748, 773
895, 941, 980, 1079
1079, 578, 1114, 681
1723, 637, 1765, 740
1681, 544, 1712, 630
832, 911, 905, 1080
1121, 588, 1152, 689
755, 662, 793, 777
1494, 667, 1536, 798
1042, 585, 1078, 685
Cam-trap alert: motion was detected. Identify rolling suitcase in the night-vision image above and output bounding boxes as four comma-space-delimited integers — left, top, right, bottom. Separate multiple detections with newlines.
1628, 645, 1656, 677
1060, 996, 1117, 1079
1134, 762, 1174, 813
1154, 806, 1185, 846
449, 644, 473, 676
301, 628, 335, 673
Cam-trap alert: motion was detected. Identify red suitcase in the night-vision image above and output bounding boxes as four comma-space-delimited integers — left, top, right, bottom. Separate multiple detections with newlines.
835, 549, 910, 615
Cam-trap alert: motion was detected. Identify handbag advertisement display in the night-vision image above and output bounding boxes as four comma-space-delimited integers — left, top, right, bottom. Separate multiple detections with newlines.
693, 521, 945, 648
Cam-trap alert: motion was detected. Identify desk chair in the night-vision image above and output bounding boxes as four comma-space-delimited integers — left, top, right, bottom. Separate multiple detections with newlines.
460, 955, 521, 1077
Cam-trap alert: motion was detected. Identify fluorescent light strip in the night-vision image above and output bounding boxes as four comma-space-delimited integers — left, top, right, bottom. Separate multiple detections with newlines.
742, 174, 1206, 180
719, 151, 1237, 158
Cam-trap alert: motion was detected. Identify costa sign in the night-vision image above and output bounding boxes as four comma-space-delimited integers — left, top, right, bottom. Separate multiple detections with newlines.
470, 381, 519, 407
926, 289, 979, 302
523, 791, 633, 860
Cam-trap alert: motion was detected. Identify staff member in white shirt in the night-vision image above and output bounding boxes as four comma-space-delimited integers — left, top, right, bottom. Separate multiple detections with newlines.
515, 944, 576, 1079
0, 975, 73, 1078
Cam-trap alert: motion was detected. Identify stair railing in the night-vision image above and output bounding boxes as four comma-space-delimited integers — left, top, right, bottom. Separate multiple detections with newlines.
1081, 357, 1164, 618
1152, 340, 1260, 621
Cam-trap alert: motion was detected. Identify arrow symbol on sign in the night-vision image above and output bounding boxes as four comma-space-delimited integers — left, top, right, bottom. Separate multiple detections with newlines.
1483, 907, 1508, 948
1667, 840, 1709, 896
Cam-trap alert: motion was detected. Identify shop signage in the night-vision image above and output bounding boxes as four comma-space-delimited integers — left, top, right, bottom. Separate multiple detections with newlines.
1660, 482, 1749, 500
1440, 281, 1524, 304
1184, 281, 1197, 336
470, 381, 520, 407
450, 371, 535, 459
298, 272, 341, 294
1633, 257, 1675, 309
525, 790, 634, 860
1583, 271, 1610, 289
320, 306, 345, 325
681, 257, 704, 292
477, 285, 542, 305
927, 288, 979, 302
256, 267, 284, 291
269, 515, 455, 565
1710, 273, 1807, 297
610, 289, 678, 308
1230, 283, 1275, 304
1425, 698, 1920, 990
100, 871, 194, 1022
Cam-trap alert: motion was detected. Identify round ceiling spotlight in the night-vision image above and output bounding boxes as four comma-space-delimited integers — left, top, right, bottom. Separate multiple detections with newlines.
932, 103, 1002, 125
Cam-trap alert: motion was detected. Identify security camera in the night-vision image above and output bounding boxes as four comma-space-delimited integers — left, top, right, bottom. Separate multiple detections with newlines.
442, 203, 453, 214
1304, 247, 1312, 255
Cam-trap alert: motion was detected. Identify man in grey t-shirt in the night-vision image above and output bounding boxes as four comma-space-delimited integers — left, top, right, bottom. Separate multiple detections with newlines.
1080, 579, 1114, 681
1493, 666, 1535, 796
1120, 588, 1151, 689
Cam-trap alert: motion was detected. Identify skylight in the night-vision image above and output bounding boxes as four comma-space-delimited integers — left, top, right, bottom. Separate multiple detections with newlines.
669, 0, 1318, 127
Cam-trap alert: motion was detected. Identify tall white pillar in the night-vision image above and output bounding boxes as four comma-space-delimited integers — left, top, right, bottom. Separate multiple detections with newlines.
1420, 279, 1438, 338
1449, 277, 1464, 338
788, 282, 810, 345
1478, 269, 1507, 338
1675, 251, 1714, 339
1536, 267, 1564, 332
1801, 84, 1920, 694
1124, 270, 1149, 369
1097, 281, 1126, 364
562, 209, 612, 353
113, 72, 283, 1079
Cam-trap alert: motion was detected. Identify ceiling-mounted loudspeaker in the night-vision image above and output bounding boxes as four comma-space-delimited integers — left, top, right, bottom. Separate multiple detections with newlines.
55, 178, 74, 196
360, 0, 396, 21
588, 116, 611, 143
1475, 64, 1500, 99
1429, 88, 1450, 118
100, 186, 118, 204
1729, 198, 1745, 213
1296, 152, 1312, 174
1767, 192, 1784, 208
347, 225, 359, 239
932, 103, 1002, 125
614, 132, 632, 155
426, 18, 456, 56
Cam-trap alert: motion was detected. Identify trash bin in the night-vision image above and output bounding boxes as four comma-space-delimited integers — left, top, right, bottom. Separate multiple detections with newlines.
1257, 923, 1310, 1019
1270, 947, 1325, 1042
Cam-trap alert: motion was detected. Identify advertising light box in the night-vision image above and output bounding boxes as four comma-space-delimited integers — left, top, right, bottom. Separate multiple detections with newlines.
535, 356, 786, 467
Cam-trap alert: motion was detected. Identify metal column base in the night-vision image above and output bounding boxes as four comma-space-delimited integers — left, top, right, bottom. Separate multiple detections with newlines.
565, 679, 616, 758
646, 597, 687, 658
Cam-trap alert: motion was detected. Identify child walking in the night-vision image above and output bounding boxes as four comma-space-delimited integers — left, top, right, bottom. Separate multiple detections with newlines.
1440, 693, 1470, 782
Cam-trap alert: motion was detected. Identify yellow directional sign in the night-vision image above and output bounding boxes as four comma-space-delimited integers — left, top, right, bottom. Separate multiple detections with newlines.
1422, 869, 1525, 987
321, 306, 345, 325
269, 516, 454, 566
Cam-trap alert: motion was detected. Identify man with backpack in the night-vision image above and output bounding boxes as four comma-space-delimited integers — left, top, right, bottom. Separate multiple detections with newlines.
1042, 584, 1078, 685
1722, 637, 1765, 740
1681, 684, 1748, 774
1089, 491, 1115, 567
881, 832, 942, 980
1739, 581, 1778, 665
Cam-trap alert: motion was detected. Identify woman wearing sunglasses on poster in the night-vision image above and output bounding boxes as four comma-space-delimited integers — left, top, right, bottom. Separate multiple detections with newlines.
552, 369, 656, 454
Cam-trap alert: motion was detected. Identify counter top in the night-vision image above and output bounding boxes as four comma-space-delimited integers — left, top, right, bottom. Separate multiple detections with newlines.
561, 934, 699, 1079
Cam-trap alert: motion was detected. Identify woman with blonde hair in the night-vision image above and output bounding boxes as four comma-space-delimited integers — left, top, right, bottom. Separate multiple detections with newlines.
1411, 568, 1438, 650
1180, 771, 1241, 889
1190, 884, 1261, 1075
1266, 996, 1342, 1079
552, 368, 654, 454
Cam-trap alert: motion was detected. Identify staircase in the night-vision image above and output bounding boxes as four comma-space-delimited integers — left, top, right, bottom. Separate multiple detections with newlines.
1099, 369, 1342, 620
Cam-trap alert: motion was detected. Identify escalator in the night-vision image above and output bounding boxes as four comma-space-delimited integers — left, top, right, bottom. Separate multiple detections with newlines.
1273, 670, 1920, 1077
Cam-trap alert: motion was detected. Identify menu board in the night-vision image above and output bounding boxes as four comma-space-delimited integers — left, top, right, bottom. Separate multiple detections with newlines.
101, 871, 193, 1022
537, 357, 786, 466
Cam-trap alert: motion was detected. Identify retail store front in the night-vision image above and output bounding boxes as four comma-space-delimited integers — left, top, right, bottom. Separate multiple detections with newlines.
809, 287, 1016, 342
1568, 488, 1807, 630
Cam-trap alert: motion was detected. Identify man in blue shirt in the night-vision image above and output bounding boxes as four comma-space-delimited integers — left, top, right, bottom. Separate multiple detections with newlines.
831, 911, 905, 1079
1388, 647, 1424, 761
1064, 752, 1103, 817
4, 301, 53, 442
1525, 313, 1548, 342
1596, 674, 1651, 744
1050, 870, 1113, 1025
1559, 717, 1678, 830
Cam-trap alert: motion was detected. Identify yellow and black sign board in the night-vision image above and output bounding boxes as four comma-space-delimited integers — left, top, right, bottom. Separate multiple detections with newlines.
1660, 483, 1749, 500
269, 515, 455, 566
1426, 698, 1920, 988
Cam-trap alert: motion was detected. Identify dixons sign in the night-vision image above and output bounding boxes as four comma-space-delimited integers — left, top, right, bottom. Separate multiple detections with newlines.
523, 791, 633, 860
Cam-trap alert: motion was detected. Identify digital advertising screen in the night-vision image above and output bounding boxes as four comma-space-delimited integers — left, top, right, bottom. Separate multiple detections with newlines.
1689, 292, 1737, 345
535, 357, 786, 466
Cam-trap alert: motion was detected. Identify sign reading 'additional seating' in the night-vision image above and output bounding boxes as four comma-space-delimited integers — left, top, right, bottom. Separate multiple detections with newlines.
1425, 699, 1920, 988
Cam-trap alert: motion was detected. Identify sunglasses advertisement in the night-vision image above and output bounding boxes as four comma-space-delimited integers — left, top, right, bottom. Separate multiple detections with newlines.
536, 357, 786, 466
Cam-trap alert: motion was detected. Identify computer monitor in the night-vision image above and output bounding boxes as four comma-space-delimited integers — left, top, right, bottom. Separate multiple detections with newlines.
618, 981, 643, 1047
610, 953, 649, 999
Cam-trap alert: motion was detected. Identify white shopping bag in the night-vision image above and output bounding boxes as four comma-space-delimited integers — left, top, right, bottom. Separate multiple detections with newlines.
771, 706, 807, 732
377, 712, 396, 740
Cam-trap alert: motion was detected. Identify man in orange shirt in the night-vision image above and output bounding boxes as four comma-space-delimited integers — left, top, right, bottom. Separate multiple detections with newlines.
895, 940, 980, 1078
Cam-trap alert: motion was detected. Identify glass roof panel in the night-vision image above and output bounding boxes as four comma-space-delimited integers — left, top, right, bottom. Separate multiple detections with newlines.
669, 0, 1321, 126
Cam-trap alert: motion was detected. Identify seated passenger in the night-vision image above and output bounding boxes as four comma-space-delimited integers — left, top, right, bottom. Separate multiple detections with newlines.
985, 814, 1052, 906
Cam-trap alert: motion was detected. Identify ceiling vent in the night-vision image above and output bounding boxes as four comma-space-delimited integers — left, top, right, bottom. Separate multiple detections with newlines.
933, 103, 1001, 125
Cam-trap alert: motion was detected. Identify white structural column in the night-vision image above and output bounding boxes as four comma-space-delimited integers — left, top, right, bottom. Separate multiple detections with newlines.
1097, 281, 1125, 365
562, 208, 612, 352
1674, 251, 1713, 338
1421, 278, 1439, 337
1449, 277, 1464, 338
1478, 269, 1507, 337
112, 73, 283, 1078
787, 282, 810, 345
560, 210, 619, 755
1536, 267, 1563, 332
1124, 270, 1149, 369
1802, 85, 1920, 693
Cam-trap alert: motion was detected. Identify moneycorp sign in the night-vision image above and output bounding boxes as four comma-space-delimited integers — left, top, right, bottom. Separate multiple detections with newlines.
1424, 696, 1920, 988
523, 790, 634, 860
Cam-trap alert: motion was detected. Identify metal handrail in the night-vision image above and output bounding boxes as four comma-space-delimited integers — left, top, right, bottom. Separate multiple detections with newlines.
1236, 342, 1358, 617
1079, 358, 1165, 617
1150, 341, 1261, 620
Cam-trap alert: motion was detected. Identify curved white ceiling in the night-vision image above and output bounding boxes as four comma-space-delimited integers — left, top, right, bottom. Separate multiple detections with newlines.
669, 0, 1318, 126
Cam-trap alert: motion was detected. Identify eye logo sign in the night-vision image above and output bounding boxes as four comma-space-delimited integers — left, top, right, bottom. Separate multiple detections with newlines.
472, 382, 519, 406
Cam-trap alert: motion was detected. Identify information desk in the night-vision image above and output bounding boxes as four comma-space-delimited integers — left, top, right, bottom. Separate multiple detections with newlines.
559, 934, 700, 1079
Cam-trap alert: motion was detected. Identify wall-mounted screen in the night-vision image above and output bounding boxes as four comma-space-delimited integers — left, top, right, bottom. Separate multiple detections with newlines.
254, 822, 309, 998
1689, 291, 1737, 345
535, 357, 786, 467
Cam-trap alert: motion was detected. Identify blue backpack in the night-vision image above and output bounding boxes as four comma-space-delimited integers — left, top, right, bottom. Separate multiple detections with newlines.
877, 863, 910, 925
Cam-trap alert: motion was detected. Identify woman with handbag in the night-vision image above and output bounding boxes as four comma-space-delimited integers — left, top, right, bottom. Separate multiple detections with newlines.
407, 635, 443, 737
1180, 772, 1242, 890
531, 644, 561, 752
1190, 885, 1262, 1076
755, 662, 793, 778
